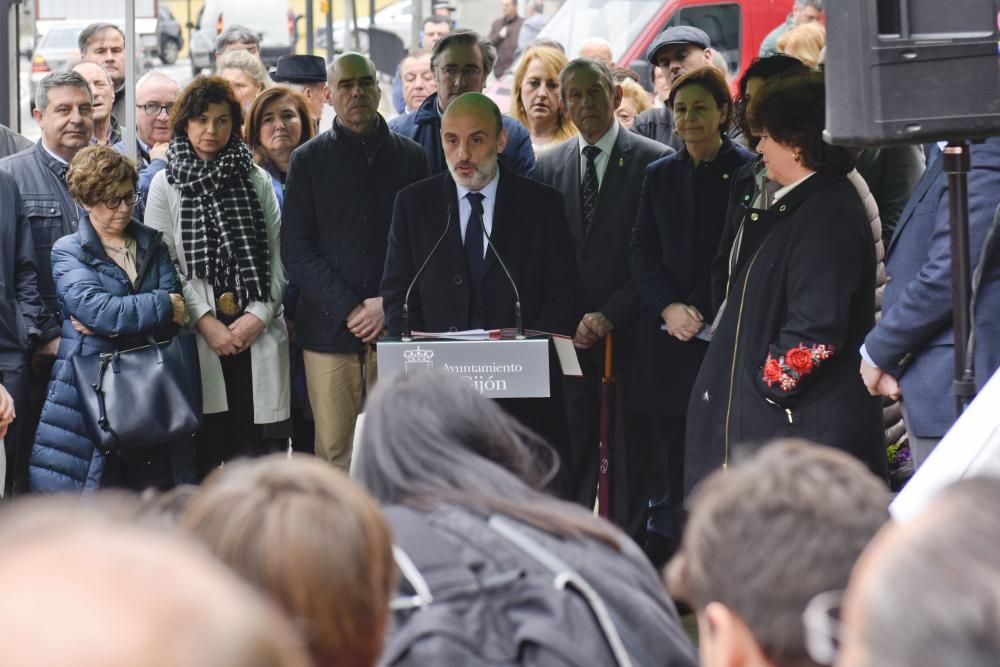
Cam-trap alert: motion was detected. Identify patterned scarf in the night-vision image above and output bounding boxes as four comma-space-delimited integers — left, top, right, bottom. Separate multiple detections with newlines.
166, 134, 270, 306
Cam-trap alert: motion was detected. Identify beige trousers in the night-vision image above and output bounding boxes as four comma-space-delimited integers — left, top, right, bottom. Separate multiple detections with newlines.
303, 346, 377, 470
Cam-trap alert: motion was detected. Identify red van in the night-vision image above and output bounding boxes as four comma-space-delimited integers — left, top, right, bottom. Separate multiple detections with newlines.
488, 0, 790, 109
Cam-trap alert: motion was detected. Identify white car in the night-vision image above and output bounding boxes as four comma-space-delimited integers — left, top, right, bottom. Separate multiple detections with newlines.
189, 0, 293, 74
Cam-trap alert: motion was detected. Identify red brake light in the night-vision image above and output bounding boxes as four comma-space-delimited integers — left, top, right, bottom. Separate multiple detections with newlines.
216, 13, 224, 34
31, 55, 50, 73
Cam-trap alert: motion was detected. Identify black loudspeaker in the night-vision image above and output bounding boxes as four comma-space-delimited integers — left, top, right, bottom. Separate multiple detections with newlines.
825, 0, 1000, 147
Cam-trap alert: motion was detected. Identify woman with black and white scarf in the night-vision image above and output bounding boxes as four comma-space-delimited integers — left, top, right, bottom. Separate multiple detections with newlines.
146, 75, 290, 480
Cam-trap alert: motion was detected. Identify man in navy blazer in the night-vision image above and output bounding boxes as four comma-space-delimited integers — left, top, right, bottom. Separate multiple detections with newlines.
534, 58, 671, 536
862, 138, 1000, 466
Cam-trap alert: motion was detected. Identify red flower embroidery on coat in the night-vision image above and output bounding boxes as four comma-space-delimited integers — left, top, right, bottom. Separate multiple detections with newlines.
761, 343, 835, 392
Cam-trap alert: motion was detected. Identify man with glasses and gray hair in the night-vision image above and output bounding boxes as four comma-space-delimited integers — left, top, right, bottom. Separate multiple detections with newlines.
666, 439, 889, 667
389, 29, 535, 176
0, 70, 93, 494
113, 70, 181, 212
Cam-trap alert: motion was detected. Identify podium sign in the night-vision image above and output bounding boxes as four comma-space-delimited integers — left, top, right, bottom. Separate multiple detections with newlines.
377, 338, 551, 398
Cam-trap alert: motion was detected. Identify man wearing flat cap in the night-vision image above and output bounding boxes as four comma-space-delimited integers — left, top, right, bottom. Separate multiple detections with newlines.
631, 26, 715, 150
272, 55, 328, 131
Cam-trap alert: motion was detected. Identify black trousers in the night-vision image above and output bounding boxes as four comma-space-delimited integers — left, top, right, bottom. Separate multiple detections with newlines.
636, 414, 686, 542
195, 350, 288, 480
1, 359, 31, 496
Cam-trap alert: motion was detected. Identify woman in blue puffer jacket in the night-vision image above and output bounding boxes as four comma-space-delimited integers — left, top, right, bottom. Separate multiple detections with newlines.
30, 146, 194, 493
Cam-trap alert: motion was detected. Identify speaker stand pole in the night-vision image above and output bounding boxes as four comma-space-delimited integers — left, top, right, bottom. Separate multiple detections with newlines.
944, 140, 976, 415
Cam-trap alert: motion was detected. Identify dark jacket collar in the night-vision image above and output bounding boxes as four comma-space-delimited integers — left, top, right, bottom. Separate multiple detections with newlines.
675, 132, 741, 165
766, 171, 847, 218
329, 114, 390, 153
414, 93, 443, 127
33, 139, 72, 180
79, 214, 160, 263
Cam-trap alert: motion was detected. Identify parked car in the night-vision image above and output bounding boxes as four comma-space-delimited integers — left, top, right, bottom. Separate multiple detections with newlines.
158, 6, 184, 65
487, 0, 787, 111
189, 0, 292, 74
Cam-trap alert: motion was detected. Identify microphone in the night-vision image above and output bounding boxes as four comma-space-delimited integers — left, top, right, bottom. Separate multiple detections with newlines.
402, 206, 453, 341
483, 225, 524, 340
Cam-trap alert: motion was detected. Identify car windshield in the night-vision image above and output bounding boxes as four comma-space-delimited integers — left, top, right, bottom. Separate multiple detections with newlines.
536, 0, 663, 61
41, 29, 81, 50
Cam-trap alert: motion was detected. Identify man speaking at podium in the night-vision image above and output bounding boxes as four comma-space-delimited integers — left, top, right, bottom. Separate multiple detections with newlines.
381, 92, 579, 482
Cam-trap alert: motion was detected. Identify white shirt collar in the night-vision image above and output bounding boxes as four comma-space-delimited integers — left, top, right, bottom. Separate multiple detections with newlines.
41, 140, 69, 165
772, 172, 816, 204
455, 166, 501, 203
577, 120, 619, 156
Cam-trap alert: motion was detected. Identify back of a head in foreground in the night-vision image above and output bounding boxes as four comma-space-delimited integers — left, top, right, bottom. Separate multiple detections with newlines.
839, 476, 1000, 667
0, 497, 310, 667
184, 455, 394, 667
667, 439, 891, 667
354, 371, 620, 548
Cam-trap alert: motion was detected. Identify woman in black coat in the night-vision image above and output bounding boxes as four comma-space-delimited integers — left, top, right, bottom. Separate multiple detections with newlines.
629, 66, 755, 563
685, 73, 886, 497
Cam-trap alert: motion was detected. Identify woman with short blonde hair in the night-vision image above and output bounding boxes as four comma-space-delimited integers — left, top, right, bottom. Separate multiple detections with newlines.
510, 45, 577, 152
777, 22, 826, 69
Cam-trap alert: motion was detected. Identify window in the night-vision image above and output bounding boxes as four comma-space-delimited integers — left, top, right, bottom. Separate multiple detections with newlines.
665, 3, 741, 76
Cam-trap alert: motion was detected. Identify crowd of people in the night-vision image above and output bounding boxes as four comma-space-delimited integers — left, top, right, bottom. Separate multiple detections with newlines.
0, 0, 999, 664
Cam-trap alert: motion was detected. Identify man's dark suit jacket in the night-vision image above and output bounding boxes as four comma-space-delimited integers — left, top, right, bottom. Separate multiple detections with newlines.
382, 164, 579, 337
865, 137, 1000, 438
534, 126, 672, 330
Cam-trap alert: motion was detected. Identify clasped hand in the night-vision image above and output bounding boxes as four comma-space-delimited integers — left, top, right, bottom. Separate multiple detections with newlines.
198, 312, 265, 356
347, 297, 385, 343
662, 303, 703, 342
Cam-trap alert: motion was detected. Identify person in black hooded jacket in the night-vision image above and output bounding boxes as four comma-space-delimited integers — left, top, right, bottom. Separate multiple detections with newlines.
685, 73, 886, 498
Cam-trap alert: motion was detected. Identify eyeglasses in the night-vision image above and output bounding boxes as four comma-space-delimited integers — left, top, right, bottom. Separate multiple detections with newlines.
137, 103, 174, 116
802, 589, 845, 666
439, 65, 483, 80
102, 192, 142, 209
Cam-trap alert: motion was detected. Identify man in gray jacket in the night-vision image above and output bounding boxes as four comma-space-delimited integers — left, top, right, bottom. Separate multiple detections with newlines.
0, 70, 92, 493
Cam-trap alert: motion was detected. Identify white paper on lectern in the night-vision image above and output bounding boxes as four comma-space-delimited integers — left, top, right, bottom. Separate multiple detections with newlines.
550, 336, 583, 377
890, 366, 1000, 522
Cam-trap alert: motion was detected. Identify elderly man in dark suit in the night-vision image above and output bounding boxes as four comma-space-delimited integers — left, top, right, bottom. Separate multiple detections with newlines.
862, 138, 1000, 468
534, 57, 671, 535
382, 92, 579, 476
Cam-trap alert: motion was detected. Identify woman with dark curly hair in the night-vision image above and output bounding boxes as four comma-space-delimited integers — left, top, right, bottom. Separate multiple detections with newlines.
144, 76, 289, 479
685, 72, 886, 497
30, 146, 193, 493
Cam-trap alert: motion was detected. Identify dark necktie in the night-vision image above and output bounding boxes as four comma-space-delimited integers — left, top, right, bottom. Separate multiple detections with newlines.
581, 145, 601, 232
464, 192, 486, 287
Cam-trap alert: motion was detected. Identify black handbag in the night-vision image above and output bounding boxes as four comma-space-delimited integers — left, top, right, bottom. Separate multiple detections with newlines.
72, 332, 203, 453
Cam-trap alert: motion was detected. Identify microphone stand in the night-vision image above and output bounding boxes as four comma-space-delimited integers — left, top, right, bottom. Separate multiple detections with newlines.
944, 141, 976, 415
402, 208, 453, 342
483, 226, 524, 340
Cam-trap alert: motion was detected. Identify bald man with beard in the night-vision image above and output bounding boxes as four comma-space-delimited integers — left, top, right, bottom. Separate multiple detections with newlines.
381, 92, 579, 491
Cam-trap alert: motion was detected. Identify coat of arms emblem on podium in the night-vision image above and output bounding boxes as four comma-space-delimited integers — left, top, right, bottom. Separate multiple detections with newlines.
403, 347, 434, 374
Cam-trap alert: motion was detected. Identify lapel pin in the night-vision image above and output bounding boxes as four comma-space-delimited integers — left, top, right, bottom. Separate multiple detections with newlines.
618, 157, 624, 167
723, 173, 730, 179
